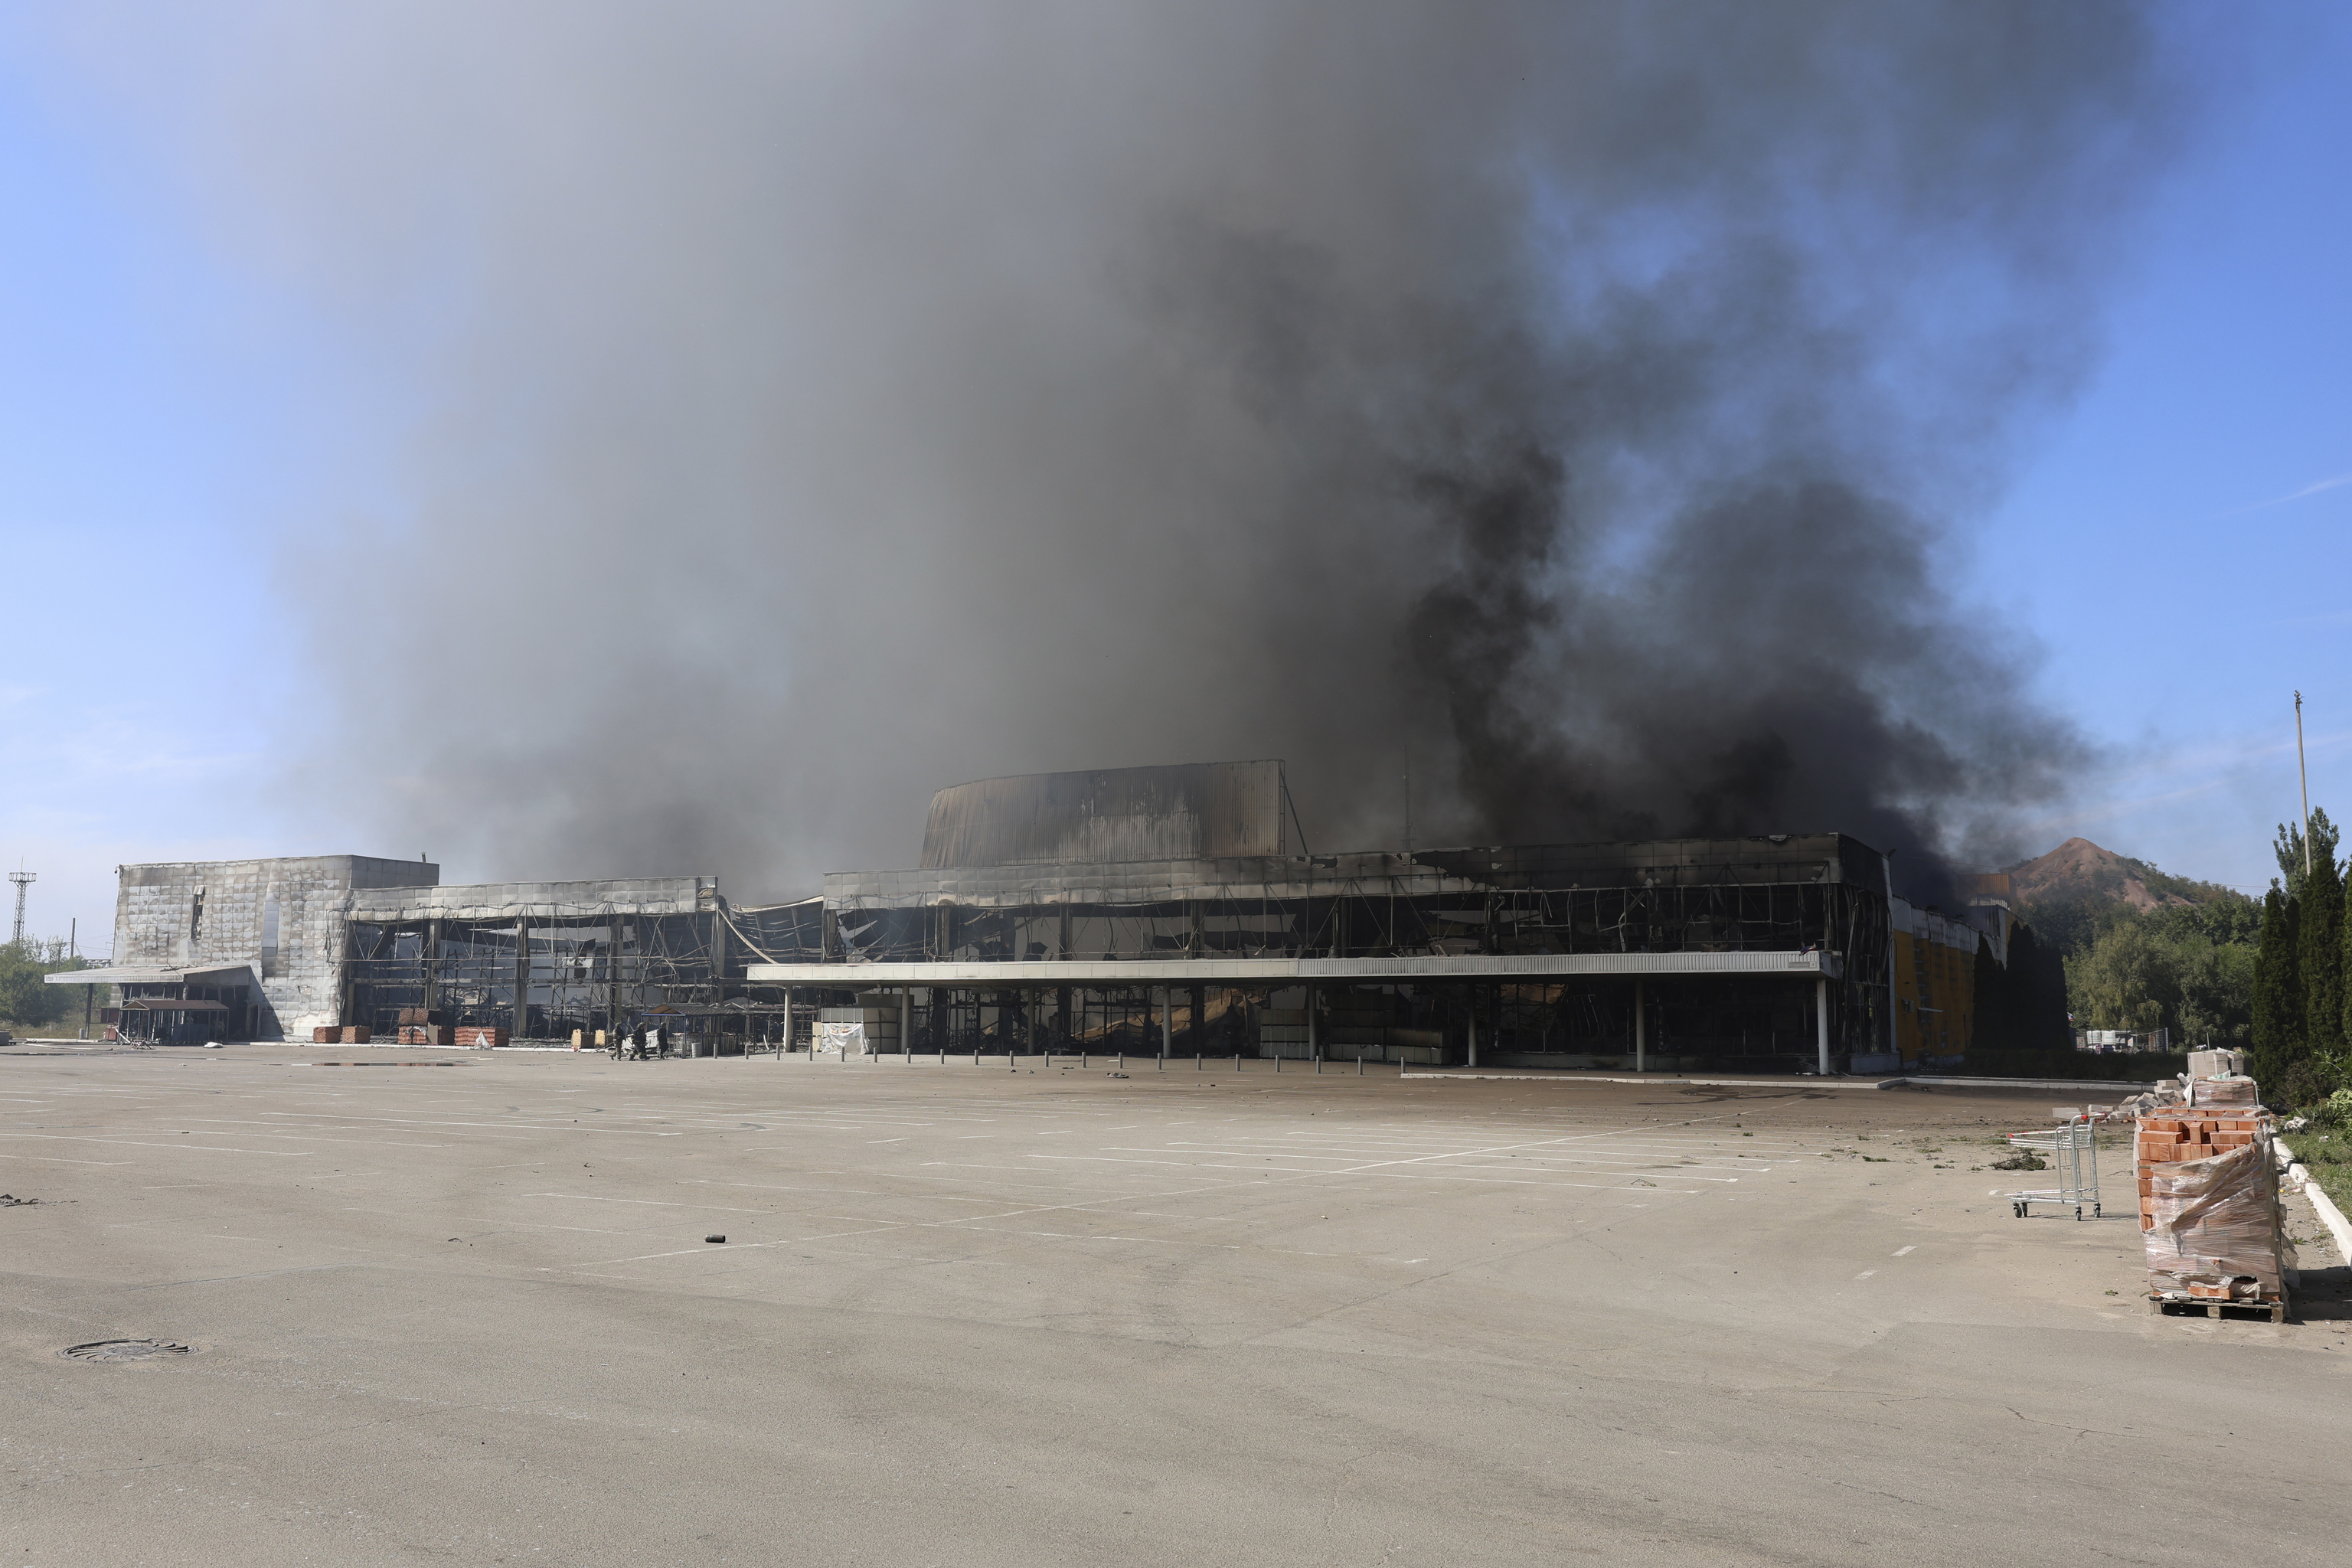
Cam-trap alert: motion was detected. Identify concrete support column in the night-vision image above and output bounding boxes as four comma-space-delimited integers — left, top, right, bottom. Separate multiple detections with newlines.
1160, 987, 1171, 1061
513, 920, 529, 1039
611, 916, 629, 1034
1816, 976, 1831, 1076
1634, 978, 1645, 1073
422, 919, 441, 1022
1468, 990, 1478, 1068
904, 985, 915, 1060
1883, 858, 1900, 1054
1307, 983, 1318, 1062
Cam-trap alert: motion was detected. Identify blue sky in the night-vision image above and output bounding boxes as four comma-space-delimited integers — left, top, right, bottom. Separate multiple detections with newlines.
0, 7, 2345, 952
1973, 5, 2352, 895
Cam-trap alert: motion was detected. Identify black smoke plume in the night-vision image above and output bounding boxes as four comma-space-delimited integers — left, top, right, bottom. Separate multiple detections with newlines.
52, 2, 2187, 901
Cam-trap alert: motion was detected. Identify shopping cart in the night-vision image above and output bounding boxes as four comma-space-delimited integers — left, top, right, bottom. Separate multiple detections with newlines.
2004, 1114, 2100, 1220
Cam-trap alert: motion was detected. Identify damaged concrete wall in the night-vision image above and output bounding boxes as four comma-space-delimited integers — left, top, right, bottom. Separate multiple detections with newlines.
347, 877, 712, 923
113, 856, 438, 1039
109, 858, 729, 1040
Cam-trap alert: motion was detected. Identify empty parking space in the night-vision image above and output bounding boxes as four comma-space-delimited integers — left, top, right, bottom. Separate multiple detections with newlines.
3, 1047, 2345, 1566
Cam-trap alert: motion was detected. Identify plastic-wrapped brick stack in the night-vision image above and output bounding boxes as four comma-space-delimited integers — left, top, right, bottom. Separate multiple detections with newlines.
2136, 1050, 2291, 1306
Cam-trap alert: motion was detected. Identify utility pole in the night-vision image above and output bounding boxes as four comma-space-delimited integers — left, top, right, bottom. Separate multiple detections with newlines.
2296, 691, 2314, 880
8, 869, 31, 948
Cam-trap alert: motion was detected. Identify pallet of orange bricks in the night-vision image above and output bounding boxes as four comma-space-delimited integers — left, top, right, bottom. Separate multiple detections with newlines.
2135, 1101, 2290, 1323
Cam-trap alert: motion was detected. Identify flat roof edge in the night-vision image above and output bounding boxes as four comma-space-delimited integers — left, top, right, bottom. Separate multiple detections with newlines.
745, 951, 1838, 985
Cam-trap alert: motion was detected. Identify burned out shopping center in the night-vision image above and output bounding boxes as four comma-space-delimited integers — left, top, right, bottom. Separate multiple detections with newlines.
57, 760, 2006, 1073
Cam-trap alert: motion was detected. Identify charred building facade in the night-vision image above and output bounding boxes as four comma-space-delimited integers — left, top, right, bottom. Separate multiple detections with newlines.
747, 762, 2008, 1073
58, 762, 2006, 1070
52, 856, 812, 1044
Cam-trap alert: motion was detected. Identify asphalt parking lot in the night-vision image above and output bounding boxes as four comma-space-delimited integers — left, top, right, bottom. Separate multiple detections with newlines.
4, 1044, 2347, 1566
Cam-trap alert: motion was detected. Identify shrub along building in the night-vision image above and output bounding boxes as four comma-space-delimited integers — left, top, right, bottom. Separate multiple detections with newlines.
745, 761, 2011, 1073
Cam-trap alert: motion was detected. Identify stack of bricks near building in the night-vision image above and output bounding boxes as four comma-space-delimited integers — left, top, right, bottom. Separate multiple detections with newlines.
395, 1008, 454, 1047
2136, 1047, 2290, 1322
453, 1026, 508, 1048
310, 1025, 371, 1044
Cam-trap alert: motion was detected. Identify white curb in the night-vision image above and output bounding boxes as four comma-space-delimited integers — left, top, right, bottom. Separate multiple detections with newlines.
2278, 1138, 2352, 1269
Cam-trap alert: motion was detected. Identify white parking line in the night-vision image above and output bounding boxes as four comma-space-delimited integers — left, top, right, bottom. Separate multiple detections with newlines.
0, 1133, 303, 1156
0, 1151, 132, 1165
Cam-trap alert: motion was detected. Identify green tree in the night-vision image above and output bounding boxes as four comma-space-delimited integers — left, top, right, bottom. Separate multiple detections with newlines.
0, 943, 86, 1031
2340, 859, 2352, 1062
2177, 938, 2257, 1050
2304, 851, 2346, 1058
2275, 807, 2340, 901
2251, 887, 2304, 1084
2066, 920, 2180, 1034
2062, 909, 2258, 1050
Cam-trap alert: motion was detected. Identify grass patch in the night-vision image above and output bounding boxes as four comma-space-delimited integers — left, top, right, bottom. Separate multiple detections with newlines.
2288, 1126, 2352, 1217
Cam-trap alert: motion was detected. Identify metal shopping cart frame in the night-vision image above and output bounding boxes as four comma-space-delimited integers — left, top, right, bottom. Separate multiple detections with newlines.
2004, 1114, 2101, 1220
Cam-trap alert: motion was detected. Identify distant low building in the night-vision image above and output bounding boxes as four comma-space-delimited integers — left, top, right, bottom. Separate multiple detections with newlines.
2080, 1027, 2168, 1054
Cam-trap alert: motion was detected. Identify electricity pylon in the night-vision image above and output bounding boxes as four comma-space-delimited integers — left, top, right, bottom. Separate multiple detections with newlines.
8, 870, 32, 948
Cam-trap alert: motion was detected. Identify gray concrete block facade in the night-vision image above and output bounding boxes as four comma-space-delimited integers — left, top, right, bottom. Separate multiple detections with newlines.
108, 858, 721, 1041
114, 856, 441, 1039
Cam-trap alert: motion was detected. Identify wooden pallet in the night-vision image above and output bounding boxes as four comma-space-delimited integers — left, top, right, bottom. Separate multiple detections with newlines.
2148, 1294, 2287, 1324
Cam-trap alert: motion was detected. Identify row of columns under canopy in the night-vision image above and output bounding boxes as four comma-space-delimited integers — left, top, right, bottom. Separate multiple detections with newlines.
770, 975, 1835, 1072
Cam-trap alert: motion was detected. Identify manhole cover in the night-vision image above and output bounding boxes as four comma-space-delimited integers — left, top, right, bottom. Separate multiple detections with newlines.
59, 1338, 193, 1363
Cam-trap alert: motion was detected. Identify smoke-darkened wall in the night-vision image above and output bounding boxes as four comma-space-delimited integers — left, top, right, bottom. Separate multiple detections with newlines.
56, 3, 2189, 902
